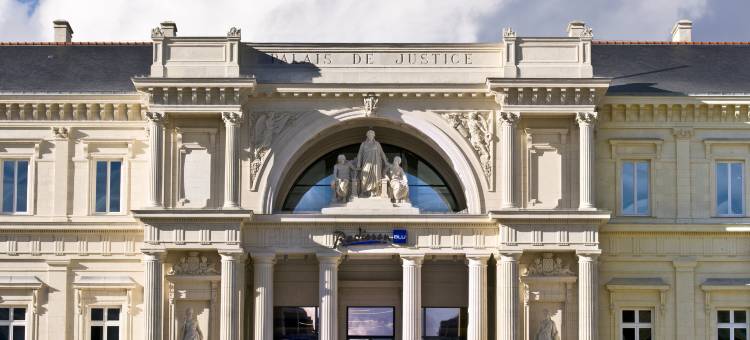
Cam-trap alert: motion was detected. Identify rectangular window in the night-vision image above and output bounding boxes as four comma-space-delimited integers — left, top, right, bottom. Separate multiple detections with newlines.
621, 160, 650, 215
717, 162, 744, 216
273, 307, 318, 340
621, 309, 652, 340
718, 310, 748, 340
0, 307, 26, 340
2, 160, 29, 213
95, 161, 122, 213
423, 307, 468, 339
90, 307, 120, 340
347, 306, 395, 340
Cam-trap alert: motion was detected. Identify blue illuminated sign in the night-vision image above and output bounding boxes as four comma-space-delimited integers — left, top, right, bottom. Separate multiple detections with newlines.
392, 229, 408, 244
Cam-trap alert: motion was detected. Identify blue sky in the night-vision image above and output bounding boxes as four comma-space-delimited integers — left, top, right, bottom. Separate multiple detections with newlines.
0, 0, 748, 42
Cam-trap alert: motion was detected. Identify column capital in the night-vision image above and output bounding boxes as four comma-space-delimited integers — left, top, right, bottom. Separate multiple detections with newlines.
221, 111, 242, 125
141, 249, 166, 260
498, 111, 520, 126
575, 111, 598, 125
672, 257, 697, 270
465, 253, 491, 263
251, 252, 277, 265
145, 111, 166, 124
498, 251, 523, 262
400, 254, 425, 266
576, 251, 601, 261
219, 249, 247, 260
316, 252, 343, 265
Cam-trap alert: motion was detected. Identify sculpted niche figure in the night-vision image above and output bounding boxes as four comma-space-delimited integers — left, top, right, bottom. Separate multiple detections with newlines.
332, 154, 355, 203
534, 309, 559, 340
182, 308, 203, 340
356, 130, 389, 198
388, 156, 409, 203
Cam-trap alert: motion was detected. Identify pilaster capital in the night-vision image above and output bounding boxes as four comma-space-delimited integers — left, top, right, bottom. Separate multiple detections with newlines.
145, 111, 166, 124
466, 253, 491, 266
575, 111, 598, 126
219, 249, 247, 261
46, 259, 72, 270
51, 126, 70, 140
251, 252, 277, 265
498, 111, 520, 126
576, 250, 601, 262
316, 252, 343, 265
672, 257, 697, 271
400, 254, 425, 266
141, 249, 166, 261
498, 251, 522, 262
221, 111, 242, 126
672, 127, 694, 139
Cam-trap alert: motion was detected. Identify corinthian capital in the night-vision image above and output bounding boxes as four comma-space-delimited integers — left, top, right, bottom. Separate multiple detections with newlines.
498, 111, 520, 126
145, 111, 166, 124
222, 111, 242, 125
575, 112, 598, 125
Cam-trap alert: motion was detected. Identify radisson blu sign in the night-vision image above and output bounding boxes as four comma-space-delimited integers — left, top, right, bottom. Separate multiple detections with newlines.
332, 228, 408, 248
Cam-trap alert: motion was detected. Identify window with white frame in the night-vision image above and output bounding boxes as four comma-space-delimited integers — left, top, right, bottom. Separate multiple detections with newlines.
94, 160, 122, 213
1, 160, 29, 213
0, 307, 27, 340
718, 310, 748, 340
716, 161, 744, 216
89, 307, 120, 340
621, 309, 652, 340
621, 160, 650, 216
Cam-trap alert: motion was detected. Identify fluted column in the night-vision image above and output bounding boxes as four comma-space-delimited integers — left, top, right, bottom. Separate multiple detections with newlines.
401, 254, 424, 340
497, 252, 521, 340
222, 112, 241, 208
318, 253, 342, 340
578, 253, 599, 340
252, 253, 276, 340
145, 112, 165, 208
576, 112, 597, 210
220, 250, 245, 340
143, 250, 165, 340
467, 255, 490, 340
499, 112, 520, 209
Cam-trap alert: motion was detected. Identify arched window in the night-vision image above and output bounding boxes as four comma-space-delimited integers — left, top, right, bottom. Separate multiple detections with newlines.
282, 144, 464, 213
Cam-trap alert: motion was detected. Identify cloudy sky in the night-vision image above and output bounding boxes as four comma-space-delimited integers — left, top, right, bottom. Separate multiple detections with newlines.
0, 0, 747, 42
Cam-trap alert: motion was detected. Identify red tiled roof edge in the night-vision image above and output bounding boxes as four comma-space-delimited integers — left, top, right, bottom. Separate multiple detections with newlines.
0, 41, 152, 46
593, 40, 750, 45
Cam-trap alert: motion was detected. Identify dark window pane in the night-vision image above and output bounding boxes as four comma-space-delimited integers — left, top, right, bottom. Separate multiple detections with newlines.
718, 310, 731, 323
91, 308, 104, 321
717, 163, 729, 215
109, 162, 121, 212
622, 310, 635, 323
719, 328, 731, 340
107, 308, 120, 321
0, 308, 8, 320
638, 310, 651, 323
638, 328, 652, 340
11, 326, 23, 340
424, 308, 461, 337
0, 326, 8, 340
622, 328, 635, 340
15, 161, 27, 213
736, 328, 747, 340
622, 161, 634, 214
731, 163, 744, 215
273, 307, 317, 339
636, 161, 649, 214
347, 307, 394, 336
90, 326, 103, 340
12, 308, 25, 321
3, 161, 15, 212
107, 326, 119, 340
735, 310, 747, 323
95, 161, 108, 212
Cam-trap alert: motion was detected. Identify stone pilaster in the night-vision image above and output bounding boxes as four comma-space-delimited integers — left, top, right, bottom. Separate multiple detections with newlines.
467, 254, 490, 340
673, 257, 697, 340
47, 260, 71, 340
401, 254, 424, 340
576, 112, 597, 210
219, 250, 245, 340
499, 112, 520, 209
318, 253, 342, 340
577, 252, 599, 340
145, 112, 165, 208
51, 127, 70, 216
252, 253, 276, 340
222, 112, 241, 208
143, 250, 165, 340
497, 253, 521, 340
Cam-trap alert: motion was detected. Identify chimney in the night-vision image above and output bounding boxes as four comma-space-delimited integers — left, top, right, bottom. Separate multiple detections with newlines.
160, 21, 177, 37
567, 21, 586, 37
53, 20, 73, 43
671, 20, 692, 42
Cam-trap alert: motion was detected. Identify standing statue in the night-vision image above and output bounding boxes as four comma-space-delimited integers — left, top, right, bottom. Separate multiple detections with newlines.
356, 130, 389, 198
182, 308, 203, 340
534, 309, 559, 340
331, 154, 354, 203
388, 156, 409, 203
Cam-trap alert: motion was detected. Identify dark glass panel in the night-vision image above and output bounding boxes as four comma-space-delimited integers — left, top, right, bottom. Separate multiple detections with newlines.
15, 161, 27, 213
719, 328, 731, 340
638, 310, 651, 323
11, 326, 23, 340
3, 161, 15, 212
719, 310, 732, 323
621, 161, 634, 214
622, 328, 635, 340
424, 307, 461, 337
731, 163, 744, 215
12, 308, 24, 321
347, 307, 394, 336
95, 161, 108, 212
638, 328, 652, 340
107, 308, 120, 321
0, 326, 7, 340
736, 328, 747, 340
622, 310, 635, 323
636, 161, 649, 214
107, 326, 119, 340
735, 310, 747, 323
109, 162, 121, 212
91, 308, 104, 321
0, 308, 8, 320
90, 326, 103, 340
273, 307, 317, 340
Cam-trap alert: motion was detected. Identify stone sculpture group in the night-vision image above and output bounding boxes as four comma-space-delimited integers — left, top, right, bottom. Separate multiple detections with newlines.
331, 130, 409, 204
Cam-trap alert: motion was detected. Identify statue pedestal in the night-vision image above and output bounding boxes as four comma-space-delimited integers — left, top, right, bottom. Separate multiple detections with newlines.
322, 196, 420, 215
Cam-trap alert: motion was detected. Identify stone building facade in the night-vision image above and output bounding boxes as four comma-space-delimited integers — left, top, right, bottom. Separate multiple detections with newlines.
0, 19, 748, 340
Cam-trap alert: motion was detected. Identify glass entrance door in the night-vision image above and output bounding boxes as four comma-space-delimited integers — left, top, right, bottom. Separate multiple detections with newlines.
346, 307, 395, 340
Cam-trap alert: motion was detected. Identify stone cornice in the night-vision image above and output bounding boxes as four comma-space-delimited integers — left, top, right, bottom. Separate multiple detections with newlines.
598, 102, 750, 124
489, 209, 611, 224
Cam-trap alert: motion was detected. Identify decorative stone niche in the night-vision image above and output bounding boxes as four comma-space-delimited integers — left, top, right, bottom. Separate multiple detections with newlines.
524, 129, 570, 209
174, 128, 217, 208
521, 253, 577, 340
166, 252, 221, 340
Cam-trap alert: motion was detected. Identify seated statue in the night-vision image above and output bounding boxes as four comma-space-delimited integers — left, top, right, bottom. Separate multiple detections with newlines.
388, 156, 409, 203
331, 154, 354, 203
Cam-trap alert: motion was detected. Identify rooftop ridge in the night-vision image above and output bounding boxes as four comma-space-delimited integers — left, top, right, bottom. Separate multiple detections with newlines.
593, 40, 750, 45
0, 41, 151, 46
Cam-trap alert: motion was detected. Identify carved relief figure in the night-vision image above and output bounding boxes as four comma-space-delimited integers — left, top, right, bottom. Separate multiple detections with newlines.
526, 253, 574, 276
388, 156, 409, 203
332, 154, 355, 203
198, 256, 218, 274
356, 130, 389, 197
534, 309, 559, 340
170, 252, 219, 275
248, 112, 299, 189
182, 308, 203, 340
441, 112, 493, 181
